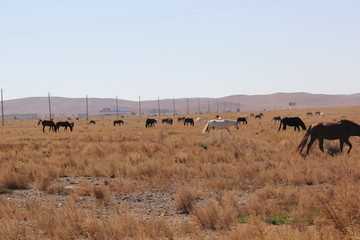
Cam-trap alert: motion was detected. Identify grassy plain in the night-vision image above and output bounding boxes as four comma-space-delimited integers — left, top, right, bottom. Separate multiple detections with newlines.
1, 106, 360, 239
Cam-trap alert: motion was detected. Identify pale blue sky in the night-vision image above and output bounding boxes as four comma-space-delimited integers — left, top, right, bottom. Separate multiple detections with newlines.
1, 0, 359, 101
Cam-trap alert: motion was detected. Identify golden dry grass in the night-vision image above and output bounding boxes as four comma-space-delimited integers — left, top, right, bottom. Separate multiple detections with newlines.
0, 106, 360, 239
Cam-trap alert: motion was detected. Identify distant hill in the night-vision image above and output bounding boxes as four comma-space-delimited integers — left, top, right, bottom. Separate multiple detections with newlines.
2, 92, 360, 118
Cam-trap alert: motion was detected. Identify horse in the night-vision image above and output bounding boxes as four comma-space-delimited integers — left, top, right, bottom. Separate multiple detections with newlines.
297, 119, 360, 155
145, 118, 157, 128
272, 116, 281, 122
184, 118, 194, 126
306, 112, 313, 116
56, 121, 74, 131
278, 117, 306, 131
203, 119, 239, 133
255, 115, 262, 119
196, 118, 203, 122
38, 119, 57, 132
162, 118, 173, 125
237, 117, 247, 124
113, 120, 124, 126
178, 117, 185, 123
90, 120, 96, 124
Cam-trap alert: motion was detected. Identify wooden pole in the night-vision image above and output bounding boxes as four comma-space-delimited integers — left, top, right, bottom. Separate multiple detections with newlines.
157, 96, 160, 116
1, 89, 4, 126
197, 98, 200, 114
173, 98, 176, 115
86, 94, 89, 124
48, 92, 52, 120
116, 96, 119, 120
186, 98, 189, 115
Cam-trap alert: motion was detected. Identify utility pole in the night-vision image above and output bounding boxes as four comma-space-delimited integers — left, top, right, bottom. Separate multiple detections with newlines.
116, 96, 119, 120
138, 96, 141, 117
197, 98, 200, 114
86, 94, 89, 124
48, 92, 52, 120
157, 96, 160, 116
173, 98, 176, 115
1, 89, 4, 126
186, 98, 189, 115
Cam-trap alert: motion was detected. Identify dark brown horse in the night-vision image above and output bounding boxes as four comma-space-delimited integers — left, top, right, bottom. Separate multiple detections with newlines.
113, 120, 124, 126
56, 121, 74, 131
184, 118, 194, 126
38, 119, 57, 132
297, 119, 360, 155
278, 117, 306, 131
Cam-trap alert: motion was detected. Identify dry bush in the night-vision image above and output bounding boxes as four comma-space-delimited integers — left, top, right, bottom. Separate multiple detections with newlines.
46, 182, 71, 195
74, 180, 93, 196
174, 185, 198, 214
192, 193, 240, 230
309, 177, 360, 238
93, 185, 112, 206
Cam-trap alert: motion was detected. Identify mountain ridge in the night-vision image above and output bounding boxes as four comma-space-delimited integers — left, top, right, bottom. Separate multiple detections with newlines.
2, 92, 360, 117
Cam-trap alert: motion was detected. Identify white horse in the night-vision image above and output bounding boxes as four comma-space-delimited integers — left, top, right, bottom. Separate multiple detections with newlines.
203, 119, 239, 133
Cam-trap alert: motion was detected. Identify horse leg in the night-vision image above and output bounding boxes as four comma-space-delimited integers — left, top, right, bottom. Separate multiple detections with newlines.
306, 136, 317, 155
43, 125, 45, 133
344, 138, 352, 153
318, 138, 324, 153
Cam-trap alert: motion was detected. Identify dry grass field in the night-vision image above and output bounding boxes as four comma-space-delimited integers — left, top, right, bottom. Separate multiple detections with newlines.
1, 106, 360, 240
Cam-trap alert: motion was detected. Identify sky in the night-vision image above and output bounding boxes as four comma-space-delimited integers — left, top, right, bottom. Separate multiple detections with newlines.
0, 0, 359, 101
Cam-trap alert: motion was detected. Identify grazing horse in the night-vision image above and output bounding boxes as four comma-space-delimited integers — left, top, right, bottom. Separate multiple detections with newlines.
278, 117, 306, 131
178, 117, 185, 123
237, 117, 247, 124
255, 115, 262, 119
90, 120, 96, 124
272, 116, 281, 122
297, 119, 360, 155
56, 121, 74, 131
184, 118, 194, 126
306, 112, 313, 116
145, 118, 157, 128
203, 119, 239, 133
38, 119, 57, 132
113, 120, 124, 126
162, 118, 173, 125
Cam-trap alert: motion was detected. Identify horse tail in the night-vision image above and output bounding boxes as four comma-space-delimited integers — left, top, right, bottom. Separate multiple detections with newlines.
297, 125, 312, 153
203, 121, 210, 133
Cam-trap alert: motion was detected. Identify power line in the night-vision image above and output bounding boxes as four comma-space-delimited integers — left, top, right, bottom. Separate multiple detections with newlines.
0, 0, 281, 37
0, 0, 69, 9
